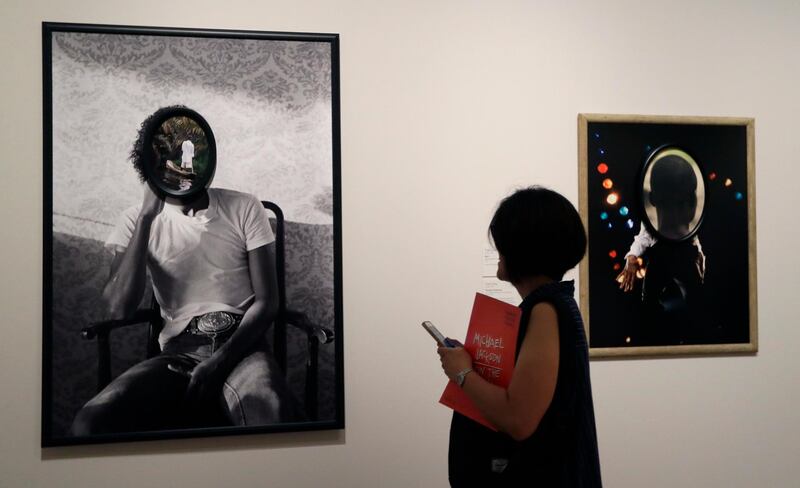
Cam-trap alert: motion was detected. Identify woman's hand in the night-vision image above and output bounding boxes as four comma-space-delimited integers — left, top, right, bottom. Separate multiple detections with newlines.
437, 341, 473, 382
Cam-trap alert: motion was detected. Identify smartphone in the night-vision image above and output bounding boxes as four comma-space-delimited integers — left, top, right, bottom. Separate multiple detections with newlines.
422, 321, 451, 347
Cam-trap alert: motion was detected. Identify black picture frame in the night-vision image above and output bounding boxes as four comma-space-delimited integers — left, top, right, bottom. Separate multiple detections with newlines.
42, 22, 343, 446
578, 114, 757, 358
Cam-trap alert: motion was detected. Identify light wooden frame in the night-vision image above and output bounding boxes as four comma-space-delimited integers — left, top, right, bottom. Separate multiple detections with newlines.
578, 113, 757, 358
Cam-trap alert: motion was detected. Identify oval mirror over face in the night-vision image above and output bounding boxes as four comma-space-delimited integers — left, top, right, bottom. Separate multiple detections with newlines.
640, 146, 706, 242
142, 107, 216, 199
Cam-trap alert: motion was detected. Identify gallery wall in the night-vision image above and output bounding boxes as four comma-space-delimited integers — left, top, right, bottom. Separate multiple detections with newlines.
1, 0, 799, 486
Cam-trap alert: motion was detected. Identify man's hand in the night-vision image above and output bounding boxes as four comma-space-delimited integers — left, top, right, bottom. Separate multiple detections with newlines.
695, 247, 706, 282
185, 358, 227, 402
140, 183, 164, 219
617, 255, 640, 292
437, 342, 473, 382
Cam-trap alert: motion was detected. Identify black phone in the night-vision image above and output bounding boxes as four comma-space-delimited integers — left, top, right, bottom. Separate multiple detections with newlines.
422, 321, 451, 347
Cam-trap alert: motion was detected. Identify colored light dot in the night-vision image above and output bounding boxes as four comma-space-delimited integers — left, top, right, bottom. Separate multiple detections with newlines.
600, 212, 609, 220
709, 172, 717, 181
607, 222, 613, 229
597, 163, 609, 174
613, 263, 621, 271
724, 178, 733, 187
625, 337, 632, 344
645, 145, 652, 152
626, 219, 634, 229
619, 206, 629, 216
602, 178, 613, 189
599, 148, 605, 155
606, 192, 619, 205
594, 132, 600, 139
609, 250, 618, 259
735, 192, 744, 201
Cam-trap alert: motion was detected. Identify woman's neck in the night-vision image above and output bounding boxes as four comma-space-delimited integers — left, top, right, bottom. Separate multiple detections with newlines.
512, 274, 555, 299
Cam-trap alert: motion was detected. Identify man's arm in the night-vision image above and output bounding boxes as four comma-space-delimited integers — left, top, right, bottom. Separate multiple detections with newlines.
626, 223, 656, 259
102, 186, 164, 318
186, 243, 279, 397
618, 223, 655, 292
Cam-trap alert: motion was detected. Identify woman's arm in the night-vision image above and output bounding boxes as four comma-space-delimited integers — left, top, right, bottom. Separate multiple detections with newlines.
438, 302, 560, 441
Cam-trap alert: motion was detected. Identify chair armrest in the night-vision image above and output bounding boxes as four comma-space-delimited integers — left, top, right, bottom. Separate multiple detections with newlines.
285, 308, 332, 422
81, 309, 158, 340
286, 308, 335, 344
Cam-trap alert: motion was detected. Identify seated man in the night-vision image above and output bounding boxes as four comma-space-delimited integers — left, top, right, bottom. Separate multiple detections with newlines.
618, 153, 708, 345
71, 107, 296, 435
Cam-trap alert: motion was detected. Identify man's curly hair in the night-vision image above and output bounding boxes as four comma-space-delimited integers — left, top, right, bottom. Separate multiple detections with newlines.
129, 105, 188, 182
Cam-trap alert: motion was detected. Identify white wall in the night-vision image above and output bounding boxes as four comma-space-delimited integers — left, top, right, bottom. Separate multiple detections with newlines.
1, 0, 799, 486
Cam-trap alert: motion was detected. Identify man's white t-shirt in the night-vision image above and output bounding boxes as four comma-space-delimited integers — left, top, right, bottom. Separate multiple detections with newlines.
105, 188, 275, 347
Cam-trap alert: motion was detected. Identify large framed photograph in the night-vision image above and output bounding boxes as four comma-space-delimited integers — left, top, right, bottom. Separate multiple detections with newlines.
42, 22, 343, 446
578, 114, 757, 358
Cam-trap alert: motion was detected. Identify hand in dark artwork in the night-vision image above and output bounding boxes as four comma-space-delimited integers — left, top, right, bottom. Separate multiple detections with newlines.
617, 255, 640, 293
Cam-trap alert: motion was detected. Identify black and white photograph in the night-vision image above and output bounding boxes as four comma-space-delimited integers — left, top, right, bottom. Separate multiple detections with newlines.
42, 22, 343, 446
578, 114, 757, 358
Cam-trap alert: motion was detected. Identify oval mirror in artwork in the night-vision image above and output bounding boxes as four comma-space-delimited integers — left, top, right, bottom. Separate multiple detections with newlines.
142, 107, 216, 199
640, 146, 706, 242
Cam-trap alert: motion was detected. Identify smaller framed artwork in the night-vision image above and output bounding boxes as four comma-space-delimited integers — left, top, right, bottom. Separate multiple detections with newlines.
578, 114, 757, 358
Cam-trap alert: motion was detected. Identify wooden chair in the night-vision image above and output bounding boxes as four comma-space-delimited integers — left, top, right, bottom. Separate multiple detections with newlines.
80, 201, 334, 421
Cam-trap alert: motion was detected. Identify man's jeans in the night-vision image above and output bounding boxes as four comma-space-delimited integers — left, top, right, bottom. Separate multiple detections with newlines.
70, 327, 297, 436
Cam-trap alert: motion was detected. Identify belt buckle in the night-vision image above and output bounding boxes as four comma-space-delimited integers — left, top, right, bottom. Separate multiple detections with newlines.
195, 311, 237, 335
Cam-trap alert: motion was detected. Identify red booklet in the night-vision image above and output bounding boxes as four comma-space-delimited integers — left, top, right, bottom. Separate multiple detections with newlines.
439, 292, 521, 431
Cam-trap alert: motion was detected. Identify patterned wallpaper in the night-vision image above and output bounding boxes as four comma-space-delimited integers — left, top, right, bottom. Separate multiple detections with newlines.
52, 31, 334, 241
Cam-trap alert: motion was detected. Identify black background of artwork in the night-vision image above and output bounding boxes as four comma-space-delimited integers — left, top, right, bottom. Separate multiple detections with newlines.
587, 121, 750, 348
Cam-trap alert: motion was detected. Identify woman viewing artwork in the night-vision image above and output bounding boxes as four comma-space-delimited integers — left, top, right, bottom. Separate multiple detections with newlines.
436, 187, 602, 487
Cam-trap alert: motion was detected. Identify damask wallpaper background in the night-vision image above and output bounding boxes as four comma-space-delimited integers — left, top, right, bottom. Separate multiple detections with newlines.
52, 31, 334, 240
48, 30, 337, 437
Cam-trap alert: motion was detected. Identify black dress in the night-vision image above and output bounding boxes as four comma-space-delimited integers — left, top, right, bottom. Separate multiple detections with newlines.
448, 281, 602, 487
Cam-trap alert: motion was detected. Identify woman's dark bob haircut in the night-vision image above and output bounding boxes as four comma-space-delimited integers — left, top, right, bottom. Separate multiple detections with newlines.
489, 186, 587, 282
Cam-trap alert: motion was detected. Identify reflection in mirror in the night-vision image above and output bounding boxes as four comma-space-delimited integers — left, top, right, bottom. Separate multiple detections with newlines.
150, 115, 213, 195
641, 147, 705, 241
